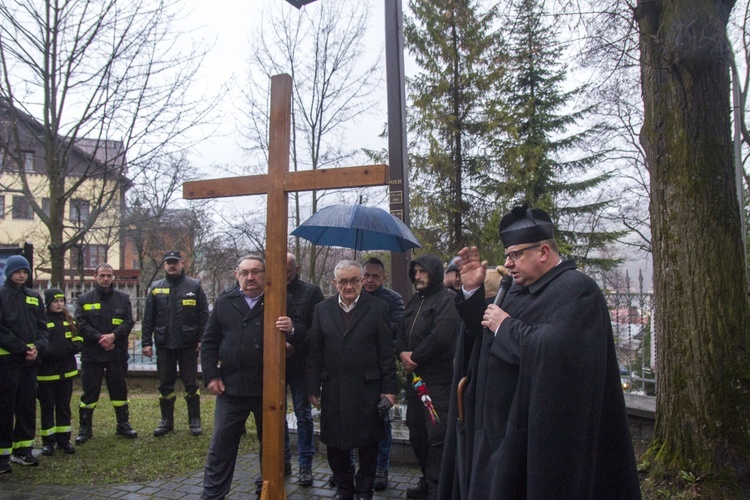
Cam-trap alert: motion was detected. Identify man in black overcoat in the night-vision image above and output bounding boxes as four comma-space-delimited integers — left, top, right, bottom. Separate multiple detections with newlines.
306, 260, 397, 500
438, 204, 641, 499
201, 255, 305, 499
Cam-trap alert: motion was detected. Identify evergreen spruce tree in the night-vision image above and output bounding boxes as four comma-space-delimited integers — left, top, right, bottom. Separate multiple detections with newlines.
495, 0, 624, 271
405, 0, 508, 259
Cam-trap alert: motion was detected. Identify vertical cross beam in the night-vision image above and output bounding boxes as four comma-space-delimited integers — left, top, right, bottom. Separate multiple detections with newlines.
260, 74, 293, 499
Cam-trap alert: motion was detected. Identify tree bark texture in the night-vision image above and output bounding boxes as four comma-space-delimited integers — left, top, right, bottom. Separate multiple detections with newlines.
637, 0, 750, 487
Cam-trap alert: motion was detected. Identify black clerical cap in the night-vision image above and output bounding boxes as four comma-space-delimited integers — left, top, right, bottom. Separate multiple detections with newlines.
499, 204, 555, 247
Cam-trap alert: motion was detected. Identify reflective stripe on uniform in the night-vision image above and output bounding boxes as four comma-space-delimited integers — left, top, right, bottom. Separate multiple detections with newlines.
79, 402, 97, 409
0, 348, 8, 355
83, 303, 101, 310
112, 318, 123, 325
37, 374, 61, 382
46, 322, 55, 328
25, 296, 39, 306
182, 299, 196, 306
40, 427, 55, 437
111, 399, 129, 407
13, 439, 34, 449
0, 447, 11, 456
152, 288, 170, 295
64, 369, 78, 378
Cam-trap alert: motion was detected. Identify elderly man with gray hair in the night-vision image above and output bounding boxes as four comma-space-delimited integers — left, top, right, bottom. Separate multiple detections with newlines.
306, 260, 397, 500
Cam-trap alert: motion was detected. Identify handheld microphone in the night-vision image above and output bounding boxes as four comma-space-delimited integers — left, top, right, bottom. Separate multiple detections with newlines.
493, 274, 513, 307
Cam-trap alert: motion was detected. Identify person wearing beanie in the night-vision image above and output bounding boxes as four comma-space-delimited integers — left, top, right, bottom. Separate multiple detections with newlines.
141, 250, 209, 438
0, 255, 49, 472
37, 289, 82, 456
438, 204, 640, 499
395, 255, 460, 499
74, 263, 137, 443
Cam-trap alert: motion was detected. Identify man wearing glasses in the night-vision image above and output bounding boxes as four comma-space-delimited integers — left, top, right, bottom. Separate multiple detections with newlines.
306, 260, 397, 500
441, 204, 640, 499
201, 255, 305, 499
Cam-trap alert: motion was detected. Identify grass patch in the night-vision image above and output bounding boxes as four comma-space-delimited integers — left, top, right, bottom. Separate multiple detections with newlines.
2, 390, 259, 486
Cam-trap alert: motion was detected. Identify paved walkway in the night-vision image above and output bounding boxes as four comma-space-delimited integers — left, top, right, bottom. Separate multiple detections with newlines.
0, 449, 423, 499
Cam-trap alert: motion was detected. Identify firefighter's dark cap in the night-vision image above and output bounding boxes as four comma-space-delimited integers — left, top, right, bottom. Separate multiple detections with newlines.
163, 250, 183, 262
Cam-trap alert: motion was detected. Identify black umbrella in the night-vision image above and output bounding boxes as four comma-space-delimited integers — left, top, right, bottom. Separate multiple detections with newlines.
290, 204, 421, 252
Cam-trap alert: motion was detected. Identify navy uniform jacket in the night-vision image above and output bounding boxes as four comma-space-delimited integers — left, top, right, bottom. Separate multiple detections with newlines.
37, 312, 82, 382
141, 273, 209, 351
75, 286, 134, 363
0, 283, 48, 368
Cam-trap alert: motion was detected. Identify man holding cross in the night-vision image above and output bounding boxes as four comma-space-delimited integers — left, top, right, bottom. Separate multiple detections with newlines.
200, 254, 305, 499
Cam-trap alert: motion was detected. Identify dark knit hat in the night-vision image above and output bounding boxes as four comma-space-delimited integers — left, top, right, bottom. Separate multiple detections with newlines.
44, 288, 66, 306
4, 255, 31, 279
499, 204, 555, 247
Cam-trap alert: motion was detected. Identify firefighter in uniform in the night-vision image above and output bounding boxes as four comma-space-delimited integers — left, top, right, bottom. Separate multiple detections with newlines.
142, 250, 209, 437
37, 288, 83, 455
0, 255, 49, 472
74, 263, 137, 443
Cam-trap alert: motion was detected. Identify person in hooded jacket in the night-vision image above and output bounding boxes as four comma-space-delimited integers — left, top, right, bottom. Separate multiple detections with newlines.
0, 255, 49, 472
37, 288, 82, 456
395, 255, 460, 499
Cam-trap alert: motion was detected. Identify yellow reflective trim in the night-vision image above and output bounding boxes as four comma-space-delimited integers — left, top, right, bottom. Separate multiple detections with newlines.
63, 321, 70, 326
111, 400, 129, 407
46, 322, 55, 328
0, 447, 12, 455
26, 296, 39, 306
72, 336, 83, 342
152, 288, 170, 295
37, 374, 61, 381
64, 369, 78, 378
0, 348, 9, 355
55, 425, 71, 433
112, 318, 123, 325
13, 439, 33, 449
65, 331, 72, 338
40, 427, 55, 437
79, 402, 97, 409
83, 303, 101, 311
182, 299, 197, 306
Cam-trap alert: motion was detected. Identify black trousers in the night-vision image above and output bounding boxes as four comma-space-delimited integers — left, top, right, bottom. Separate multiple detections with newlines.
328, 441, 378, 498
406, 380, 450, 500
0, 366, 37, 458
80, 360, 129, 408
37, 378, 74, 444
202, 393, 263, 500
156, 347, 199, 398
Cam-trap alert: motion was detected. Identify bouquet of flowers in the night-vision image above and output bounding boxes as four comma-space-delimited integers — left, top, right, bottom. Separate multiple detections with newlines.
412, 375, 440, 426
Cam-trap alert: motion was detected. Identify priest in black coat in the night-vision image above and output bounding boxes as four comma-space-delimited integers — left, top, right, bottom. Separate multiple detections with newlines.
306, 260, 397, 500
439, 205, 641, 499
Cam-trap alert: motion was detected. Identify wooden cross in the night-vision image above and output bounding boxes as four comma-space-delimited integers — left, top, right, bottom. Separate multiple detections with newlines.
183, 74, 389, 499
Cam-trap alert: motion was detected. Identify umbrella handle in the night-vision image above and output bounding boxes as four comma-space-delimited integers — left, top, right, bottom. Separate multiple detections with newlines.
457, 376, 468, 422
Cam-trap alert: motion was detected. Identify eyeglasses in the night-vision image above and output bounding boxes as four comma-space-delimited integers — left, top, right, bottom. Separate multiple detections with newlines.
503, 244, 540, 262
335, 277, 362, 287
238, 269, 264, 277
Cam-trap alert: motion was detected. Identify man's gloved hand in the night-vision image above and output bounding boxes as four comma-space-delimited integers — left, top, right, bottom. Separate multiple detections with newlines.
376, 395, 393, 417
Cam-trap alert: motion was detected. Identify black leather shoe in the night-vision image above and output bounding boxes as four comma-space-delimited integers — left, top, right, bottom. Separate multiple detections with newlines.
406, 476, 428, 498
41, 444, 55, 456
58, 442, 75, 454
373, 468, 388, 490
299, 468, 313, 487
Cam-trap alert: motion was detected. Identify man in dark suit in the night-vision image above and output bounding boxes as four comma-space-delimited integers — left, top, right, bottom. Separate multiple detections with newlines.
201, 255, 305, 499
306, 260, 397, 500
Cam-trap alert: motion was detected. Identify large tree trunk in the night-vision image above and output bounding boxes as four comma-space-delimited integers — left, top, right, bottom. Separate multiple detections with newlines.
637, 0, 750, 492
